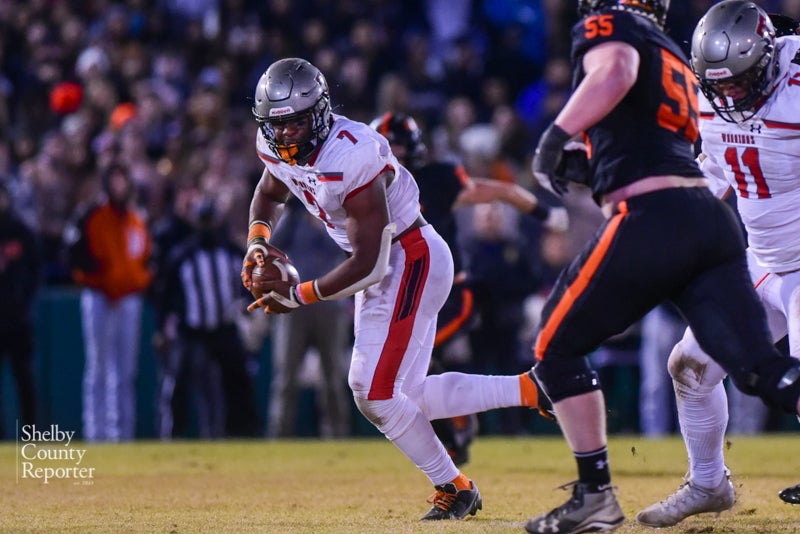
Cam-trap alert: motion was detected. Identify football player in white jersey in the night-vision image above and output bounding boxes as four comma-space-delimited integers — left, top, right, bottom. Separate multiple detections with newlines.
239, 58, 552, 520
637, 2, 800, 527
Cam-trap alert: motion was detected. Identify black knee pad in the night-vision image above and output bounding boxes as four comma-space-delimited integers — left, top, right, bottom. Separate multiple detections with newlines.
731, 358, 800, 413
532, 357, 601, 403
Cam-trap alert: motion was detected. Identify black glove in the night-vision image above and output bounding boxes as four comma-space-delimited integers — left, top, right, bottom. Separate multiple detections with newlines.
557, 142, 591, 187
532, 123, 572, 195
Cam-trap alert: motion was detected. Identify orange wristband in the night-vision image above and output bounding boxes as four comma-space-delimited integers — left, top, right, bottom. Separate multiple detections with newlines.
296, 280, 321, 305
247, 220, 271, 244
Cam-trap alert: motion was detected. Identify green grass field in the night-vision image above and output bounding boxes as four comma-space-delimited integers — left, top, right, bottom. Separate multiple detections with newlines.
2, 435, 799, 533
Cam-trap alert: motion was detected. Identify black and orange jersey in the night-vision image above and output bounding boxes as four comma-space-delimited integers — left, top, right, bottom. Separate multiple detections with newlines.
570, 10, 704, 196
413, 161, 470, 273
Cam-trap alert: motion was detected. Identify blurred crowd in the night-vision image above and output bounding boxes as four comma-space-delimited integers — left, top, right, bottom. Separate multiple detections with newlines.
2, 0, 798, 440
3, 0, 782, 281
0, 0, 718, 278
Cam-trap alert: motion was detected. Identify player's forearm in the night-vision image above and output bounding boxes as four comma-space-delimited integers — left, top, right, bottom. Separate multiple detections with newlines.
496, 181, 569, 231
247, 169, 291, 241
504, 182, 538, 212
309, 222, 396, 301
248, 192, 285, 245
250, 193, 282, 227
454, 178, 536, 211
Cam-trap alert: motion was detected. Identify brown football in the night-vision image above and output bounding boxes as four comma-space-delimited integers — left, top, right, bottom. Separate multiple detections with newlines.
250, 256, 301, 299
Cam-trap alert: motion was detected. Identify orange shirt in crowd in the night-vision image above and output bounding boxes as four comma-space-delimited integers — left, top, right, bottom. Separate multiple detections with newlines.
72, 203, 152, 301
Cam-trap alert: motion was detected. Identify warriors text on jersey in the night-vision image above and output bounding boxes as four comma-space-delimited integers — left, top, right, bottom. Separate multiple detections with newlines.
699, 36, 800, 272
256, 114, 421, 253
570, 9, 704, 198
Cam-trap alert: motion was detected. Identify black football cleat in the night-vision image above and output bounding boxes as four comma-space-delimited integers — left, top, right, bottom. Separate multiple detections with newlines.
420, 480, 482, 520
779, 483, 800, 505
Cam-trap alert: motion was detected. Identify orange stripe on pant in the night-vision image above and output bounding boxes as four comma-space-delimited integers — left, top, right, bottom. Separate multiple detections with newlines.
368, 228, 430, 400
434, 287, 473, 347
535, 201, 629, 361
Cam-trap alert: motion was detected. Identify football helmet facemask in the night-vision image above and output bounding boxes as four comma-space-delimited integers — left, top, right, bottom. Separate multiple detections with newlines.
691, 1, 777, 123
252, 58, 332, 165
578, 0, 670, 29
369, 112, 427, 170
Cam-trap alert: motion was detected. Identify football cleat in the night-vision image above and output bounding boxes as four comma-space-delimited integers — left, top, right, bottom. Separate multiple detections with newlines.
779, 483, 800, 505
420, 480, 482, 520
636, 470, 735, 527
525, 482, 624, 534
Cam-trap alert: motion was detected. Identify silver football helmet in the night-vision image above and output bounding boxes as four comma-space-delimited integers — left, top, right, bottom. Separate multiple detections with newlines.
252, 58, 332, 165
691, 0, 777, 123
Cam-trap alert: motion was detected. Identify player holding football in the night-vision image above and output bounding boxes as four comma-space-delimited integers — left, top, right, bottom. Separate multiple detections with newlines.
637, 3, 800, 526
240, 58, 551, 520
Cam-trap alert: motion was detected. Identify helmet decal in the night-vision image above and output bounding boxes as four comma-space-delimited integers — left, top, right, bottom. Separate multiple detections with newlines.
269, 106, 296, 118
705, 68, 735, 79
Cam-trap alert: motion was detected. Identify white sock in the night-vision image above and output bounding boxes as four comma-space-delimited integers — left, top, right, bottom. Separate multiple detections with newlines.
675, 380, 728, 489
355, 395, 459, 486
407, 372, 521, 421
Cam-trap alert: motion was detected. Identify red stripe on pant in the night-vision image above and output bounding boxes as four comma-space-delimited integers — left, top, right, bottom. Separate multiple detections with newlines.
368, 228, 430, 400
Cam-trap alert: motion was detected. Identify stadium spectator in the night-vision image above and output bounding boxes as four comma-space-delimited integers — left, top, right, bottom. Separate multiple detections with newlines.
429, 96, 478, 165
64, 162, 152, 442
0, 181, 41, 437
481, 0, 548, 97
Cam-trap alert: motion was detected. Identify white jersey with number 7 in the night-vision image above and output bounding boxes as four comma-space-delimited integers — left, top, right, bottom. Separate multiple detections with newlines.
255, 113, 421, 254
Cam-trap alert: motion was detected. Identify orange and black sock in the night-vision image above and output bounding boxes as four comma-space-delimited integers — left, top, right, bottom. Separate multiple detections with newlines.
519, 372, 539, 407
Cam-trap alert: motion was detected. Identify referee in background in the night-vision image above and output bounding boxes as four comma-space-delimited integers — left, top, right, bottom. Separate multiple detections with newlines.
153, 196, 260, 439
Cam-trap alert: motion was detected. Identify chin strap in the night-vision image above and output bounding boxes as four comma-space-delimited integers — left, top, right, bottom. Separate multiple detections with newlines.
322, 222, 396, 300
